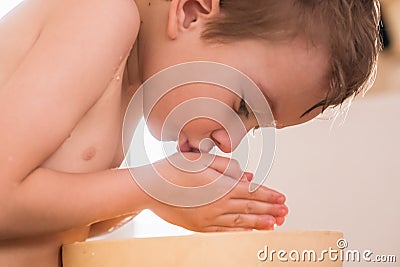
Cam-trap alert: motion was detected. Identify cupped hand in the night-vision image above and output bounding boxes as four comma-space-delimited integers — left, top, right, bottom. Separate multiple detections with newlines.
140, 152, 288, 232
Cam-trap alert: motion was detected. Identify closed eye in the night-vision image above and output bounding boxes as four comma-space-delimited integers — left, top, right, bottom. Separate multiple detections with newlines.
238, 98, 250, 118
300, 100, 326, 118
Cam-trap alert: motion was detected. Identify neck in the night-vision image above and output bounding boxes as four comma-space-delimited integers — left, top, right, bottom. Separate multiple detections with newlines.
126, 0, 171, 83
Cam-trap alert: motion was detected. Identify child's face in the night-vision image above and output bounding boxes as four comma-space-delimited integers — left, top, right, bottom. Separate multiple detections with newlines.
142, 38, 329, 153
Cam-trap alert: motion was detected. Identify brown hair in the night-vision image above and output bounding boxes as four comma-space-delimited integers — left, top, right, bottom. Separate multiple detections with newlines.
202, 0, 382, 114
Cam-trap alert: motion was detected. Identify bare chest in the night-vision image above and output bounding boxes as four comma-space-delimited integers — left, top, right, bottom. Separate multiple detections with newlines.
41, 81, 123, 173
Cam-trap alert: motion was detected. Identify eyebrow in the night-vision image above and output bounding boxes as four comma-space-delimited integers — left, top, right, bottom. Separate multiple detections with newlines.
300, 100, 326, 118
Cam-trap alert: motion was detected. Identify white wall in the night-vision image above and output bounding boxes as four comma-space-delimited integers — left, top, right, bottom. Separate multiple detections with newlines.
268, 92, 400, 266
0, 0, 23, 18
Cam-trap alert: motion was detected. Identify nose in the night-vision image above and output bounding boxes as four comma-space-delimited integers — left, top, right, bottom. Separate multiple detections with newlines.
177, 130, 238, 153
177, 119, 248, 153
211, 128, 244, 153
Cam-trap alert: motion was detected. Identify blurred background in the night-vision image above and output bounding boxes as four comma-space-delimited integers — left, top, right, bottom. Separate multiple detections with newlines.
1, 1, 399, 266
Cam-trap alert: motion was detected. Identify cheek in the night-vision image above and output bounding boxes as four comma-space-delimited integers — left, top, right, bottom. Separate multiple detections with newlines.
183, 118, 221, 135
145, 99, 174, 140
145, 115, 162, 140
143, 85, 241, 140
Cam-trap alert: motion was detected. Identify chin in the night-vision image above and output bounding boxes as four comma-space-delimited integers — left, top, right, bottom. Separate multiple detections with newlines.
144, 120, 162, 140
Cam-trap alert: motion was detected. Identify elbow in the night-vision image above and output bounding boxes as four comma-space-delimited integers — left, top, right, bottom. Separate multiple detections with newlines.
0, 182, 20, 240
0, 203, 13, 240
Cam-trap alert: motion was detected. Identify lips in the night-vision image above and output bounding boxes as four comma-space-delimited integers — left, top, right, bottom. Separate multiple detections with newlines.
177, 141, 201, 153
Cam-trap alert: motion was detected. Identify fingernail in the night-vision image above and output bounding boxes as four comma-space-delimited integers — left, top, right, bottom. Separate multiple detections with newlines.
245, 172, 254, 181
280, 208, 287, 216
277, 196, 285, 203
268, 217, 276, 225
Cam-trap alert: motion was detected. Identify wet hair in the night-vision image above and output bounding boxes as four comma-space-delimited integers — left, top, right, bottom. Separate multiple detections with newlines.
202, 0, 382, 115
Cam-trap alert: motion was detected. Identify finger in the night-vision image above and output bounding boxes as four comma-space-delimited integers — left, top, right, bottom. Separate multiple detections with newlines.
229, 183, 286, 204
203, 226, 253, 232
258, 186, 287, 203
224, 200, 288, 217
275, 216, 286, 226
245, 172, 254, 181
205, 156, 244, 180
213, 214, 276, 230
239, 172, 253, 182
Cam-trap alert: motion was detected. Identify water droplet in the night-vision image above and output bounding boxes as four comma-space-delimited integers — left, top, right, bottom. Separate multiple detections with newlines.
251, 128, 256, 137
107, 227, 116, 233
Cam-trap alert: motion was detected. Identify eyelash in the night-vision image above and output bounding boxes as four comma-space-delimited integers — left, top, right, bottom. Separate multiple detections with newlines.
238, 98, 250, 118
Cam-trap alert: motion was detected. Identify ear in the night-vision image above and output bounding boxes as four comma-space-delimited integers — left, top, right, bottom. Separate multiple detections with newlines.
167, 0, 220, 40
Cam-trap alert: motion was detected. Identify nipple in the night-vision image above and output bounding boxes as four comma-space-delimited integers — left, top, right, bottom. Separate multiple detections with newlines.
82, 146, 96, 161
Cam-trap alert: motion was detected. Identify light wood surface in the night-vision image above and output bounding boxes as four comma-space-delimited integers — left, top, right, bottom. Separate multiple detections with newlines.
63, 231, 343, 267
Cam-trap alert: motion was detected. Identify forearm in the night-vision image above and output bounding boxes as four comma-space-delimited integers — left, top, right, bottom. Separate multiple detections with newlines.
88, 214, 137, 238
0, 167, 153, 240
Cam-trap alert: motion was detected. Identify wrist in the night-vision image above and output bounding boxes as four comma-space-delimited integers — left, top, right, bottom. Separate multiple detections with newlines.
122, 166, 161, 213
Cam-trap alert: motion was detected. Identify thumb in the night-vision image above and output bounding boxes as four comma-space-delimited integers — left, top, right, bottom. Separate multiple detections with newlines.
201, 154, 244, 181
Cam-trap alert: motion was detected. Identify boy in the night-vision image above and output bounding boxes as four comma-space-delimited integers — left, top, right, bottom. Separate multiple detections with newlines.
0, 0, 380, 267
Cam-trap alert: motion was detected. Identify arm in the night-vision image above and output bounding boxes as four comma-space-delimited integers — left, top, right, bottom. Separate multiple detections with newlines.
88, 215, 137, 238
2, 168, 151, 239
0, 0, 141, 239
1, 158, 288, 239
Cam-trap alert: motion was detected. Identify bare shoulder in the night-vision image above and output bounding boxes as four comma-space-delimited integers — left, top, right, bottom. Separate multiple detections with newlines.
0, 0, 140, 86
46, 0, 140, 43
1, 0, 140, 36
0, 0, 140, 184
